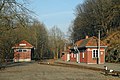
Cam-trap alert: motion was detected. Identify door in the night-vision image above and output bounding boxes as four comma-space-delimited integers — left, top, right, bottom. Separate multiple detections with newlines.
67, 53, 70, 61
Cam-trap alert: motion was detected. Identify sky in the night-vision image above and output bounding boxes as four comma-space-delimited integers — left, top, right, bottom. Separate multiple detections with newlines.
28, 0, 84, 34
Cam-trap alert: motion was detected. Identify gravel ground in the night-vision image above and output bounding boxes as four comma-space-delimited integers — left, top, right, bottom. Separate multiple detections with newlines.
0, 62, 119, 80
56, 60, 120, 71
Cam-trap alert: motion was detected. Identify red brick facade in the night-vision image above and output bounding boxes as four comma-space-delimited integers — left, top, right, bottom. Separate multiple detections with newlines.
12, 40, 34, 62
62, 36, 107, 64
79, 48, 105, 64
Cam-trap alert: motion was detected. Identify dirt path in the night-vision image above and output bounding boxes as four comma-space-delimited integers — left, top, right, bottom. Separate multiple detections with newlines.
0, 62, 119, 80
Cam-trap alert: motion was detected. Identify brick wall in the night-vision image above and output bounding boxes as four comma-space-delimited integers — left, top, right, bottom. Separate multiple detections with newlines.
14, 49, 31, 62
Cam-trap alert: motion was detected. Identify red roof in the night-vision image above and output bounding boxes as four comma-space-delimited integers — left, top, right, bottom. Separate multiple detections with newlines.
74, 36, 107, 48
12, 40, 33, 49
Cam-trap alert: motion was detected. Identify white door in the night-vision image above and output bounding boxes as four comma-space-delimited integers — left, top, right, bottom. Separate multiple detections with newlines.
76, 53, 80, 63
67, 54, 70, 61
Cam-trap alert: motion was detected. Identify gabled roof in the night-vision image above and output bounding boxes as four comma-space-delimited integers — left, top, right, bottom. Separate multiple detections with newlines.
12, 40, 34, 49
73, 36, 107, 49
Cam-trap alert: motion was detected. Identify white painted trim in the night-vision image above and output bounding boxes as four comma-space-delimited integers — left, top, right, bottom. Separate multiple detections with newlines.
67, 54, 70, 61
87, 62, 104, 64
87, 63, 97, 64
87, 49, 105, 51
14, 59, 31, 62
19, 44, 26, 46
82, 50, 84, 58
76, 53, 79, 62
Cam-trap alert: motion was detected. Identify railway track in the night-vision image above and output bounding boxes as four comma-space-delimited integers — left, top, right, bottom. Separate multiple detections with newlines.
39, 62, 103, 71
39, 61, 120, 76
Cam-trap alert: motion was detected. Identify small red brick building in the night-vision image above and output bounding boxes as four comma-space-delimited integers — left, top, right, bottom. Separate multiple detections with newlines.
62, 36, 107, 64
12, 40, 34, 62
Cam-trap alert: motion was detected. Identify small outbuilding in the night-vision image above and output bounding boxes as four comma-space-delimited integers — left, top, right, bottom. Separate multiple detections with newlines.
12, 40, 34, 62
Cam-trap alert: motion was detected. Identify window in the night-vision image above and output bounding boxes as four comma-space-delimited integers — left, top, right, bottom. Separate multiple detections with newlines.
62, 53, 64, 55
92, 49, 98, 58
18, 49, 22, 52
23, 50, 27, 52
17, 49, 27, 52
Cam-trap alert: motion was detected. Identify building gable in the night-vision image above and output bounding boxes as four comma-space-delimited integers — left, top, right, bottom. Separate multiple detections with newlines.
12, 40, 33, 49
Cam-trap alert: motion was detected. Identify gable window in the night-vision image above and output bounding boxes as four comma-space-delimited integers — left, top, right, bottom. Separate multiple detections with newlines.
92, 49, 98, 58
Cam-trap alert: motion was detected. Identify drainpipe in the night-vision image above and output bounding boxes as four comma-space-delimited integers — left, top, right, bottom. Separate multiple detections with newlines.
77, 47, 80, 63
98, 30, 100, 64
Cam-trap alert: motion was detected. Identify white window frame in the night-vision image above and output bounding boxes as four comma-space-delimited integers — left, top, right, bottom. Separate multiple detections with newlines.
17, 49, 27, 52
92, 49, 98, 58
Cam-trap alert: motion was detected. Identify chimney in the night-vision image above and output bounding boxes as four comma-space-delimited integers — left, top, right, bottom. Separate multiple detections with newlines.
85, 36, 89, 39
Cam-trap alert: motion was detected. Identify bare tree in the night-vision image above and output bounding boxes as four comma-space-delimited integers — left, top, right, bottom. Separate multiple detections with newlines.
30, 20, 48, 60
0, 0, 33, 62
49, 26, 65, 59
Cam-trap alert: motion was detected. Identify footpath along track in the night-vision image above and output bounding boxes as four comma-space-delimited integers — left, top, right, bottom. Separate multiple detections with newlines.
39, 62, 103, 71
2, 60, 120, 75
39, 61, 120, 75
